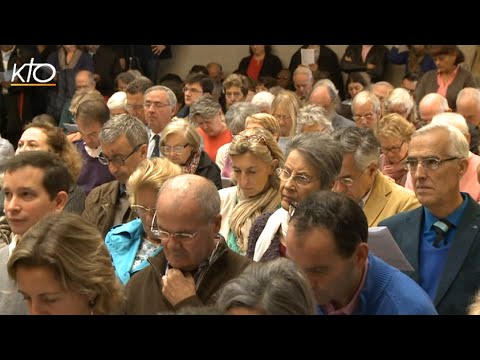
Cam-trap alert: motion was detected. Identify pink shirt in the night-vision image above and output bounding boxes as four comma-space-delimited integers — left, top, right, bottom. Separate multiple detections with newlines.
197, 127, 233, 164
322, 257, 369, 315
436, 65, 459, 97
405, 152, 480, 202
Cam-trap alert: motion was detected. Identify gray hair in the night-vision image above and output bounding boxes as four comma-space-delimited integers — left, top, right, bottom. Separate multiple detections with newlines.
216, 257, 316, 315
158, 174, 220, 222
190, 95, 222, 119
457, 87, 480, 109
431, 112, 469, 136
144, 85, 177, 108
99, 113, 149, 148
286, 132, 343, 188
224, 102, 259, 135
412, 123, 469, 159
419, 93, 450, 112
296, 104, 334, 134
332, 127, 380, 170
125, 76, 154, 95
293, 65, 313, 81
384, 87, 416, 123
351, 90, 381, 118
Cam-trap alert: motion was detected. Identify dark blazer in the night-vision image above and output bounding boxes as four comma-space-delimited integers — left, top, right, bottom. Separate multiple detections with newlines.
237, 53, 283, 80
379, 194, 480, 314
196, 150, 222, 190
340, 45, 389, 83
289, 45, 345, 99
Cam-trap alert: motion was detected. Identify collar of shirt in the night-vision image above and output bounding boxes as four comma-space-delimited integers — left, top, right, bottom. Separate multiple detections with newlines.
84, 144, 102, 158
359, 185, 374, 209
2, 46, 15, 61
423, 192, 469, 231
321, 256, 369, 315
8, 234, 20, 258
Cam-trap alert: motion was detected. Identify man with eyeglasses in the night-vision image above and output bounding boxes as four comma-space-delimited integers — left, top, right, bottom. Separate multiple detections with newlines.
332, 127, 419, 227
379, 123, 480, 314
125, 76, 154, 126
83, 114, 148, 238
351, 90, 382, 129
124, 174, 251, 314
143, 85, 177, 158
176, 74, 214, 119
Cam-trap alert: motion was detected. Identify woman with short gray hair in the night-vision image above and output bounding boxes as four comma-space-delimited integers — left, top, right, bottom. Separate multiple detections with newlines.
247, 132, 343, 262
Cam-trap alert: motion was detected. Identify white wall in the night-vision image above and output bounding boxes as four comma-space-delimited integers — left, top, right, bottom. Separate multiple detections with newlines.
157, 45, 477, 88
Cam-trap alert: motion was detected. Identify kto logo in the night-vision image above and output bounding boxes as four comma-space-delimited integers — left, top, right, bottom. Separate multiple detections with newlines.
10, 58, 56, 87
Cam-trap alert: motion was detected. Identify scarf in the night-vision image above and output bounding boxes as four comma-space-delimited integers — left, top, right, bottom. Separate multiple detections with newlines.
182, 150, 202, 174
253, 207, 289, 262
381, 154, 407, 186
229, 187, 281, 254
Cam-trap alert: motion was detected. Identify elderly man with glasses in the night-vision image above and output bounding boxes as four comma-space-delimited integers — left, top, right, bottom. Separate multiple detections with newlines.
124, 174, 251, 315
379, 123, 480, 315
83, 114, 148, 238
332, 127, 419, 227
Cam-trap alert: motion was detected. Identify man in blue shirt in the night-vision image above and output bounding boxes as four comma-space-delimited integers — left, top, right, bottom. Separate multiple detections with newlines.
286, 191, 437, 315
380, 123, 480, 314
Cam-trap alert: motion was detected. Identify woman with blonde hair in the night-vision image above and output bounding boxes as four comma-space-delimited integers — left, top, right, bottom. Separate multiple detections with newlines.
270, 90, 300, 151
105, 158, 182, 284
375, 113, 416, 187
244, 113, 280, 140
219, 128, 284, 255
7, 212, 124, 315
160, 118, 221, 189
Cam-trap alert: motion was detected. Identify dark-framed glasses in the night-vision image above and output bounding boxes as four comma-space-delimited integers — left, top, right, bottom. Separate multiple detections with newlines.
160, 144, 189, 155
381, 140, 405, 154
276, 168, 313, 186
98, 145, 140, 166
403, 156, 460, 171
130, 204, 156, 217
150, 211, 197, 241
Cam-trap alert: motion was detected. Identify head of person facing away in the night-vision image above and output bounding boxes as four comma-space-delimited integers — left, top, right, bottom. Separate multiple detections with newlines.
286, 191, 369, 309
98, 114, 148, 184
216, 257, 316, 315
3, 151, 70, 237
405, 122, 468, 218
153, 174, 221, 273
127, 157, 182, 243
332, 126, 380, 204
7, 212, 124, 315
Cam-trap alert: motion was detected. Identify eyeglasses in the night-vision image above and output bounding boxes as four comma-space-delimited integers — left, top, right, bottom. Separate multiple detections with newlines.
150, 211, 197, 241
276, 168, 314, 186
273, 114, 291, 122
225, 91, 243, 99
381, 140, 405, 154
125, 104, 144, 110
403, 156, 460, 171
130, 204, 156, 216
98, 145, 140, 166
183, 87, 203, 94
353, 113, 375, 122
160, 144, 189, 155
144, 101, 170, 109
232, 134, 267, 146
336, 167, 369, 187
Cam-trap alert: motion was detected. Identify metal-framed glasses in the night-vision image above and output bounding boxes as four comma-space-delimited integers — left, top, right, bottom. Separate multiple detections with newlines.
276, 168, 313, 186
336, 167, 369, 187
150, 211, 198, 241
160, 144, 189, 155
353, 113, 375, 122
381, 140, 405, 154
144, 101, 170, 109
98, 145, 140, 166
403, 156, 460, 171
183, 87, 203, 94
130, 204, 156, 217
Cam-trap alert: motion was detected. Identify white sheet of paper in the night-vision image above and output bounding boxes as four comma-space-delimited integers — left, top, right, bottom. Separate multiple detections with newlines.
301, 49, 315, 66
368, 226, 414, 272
